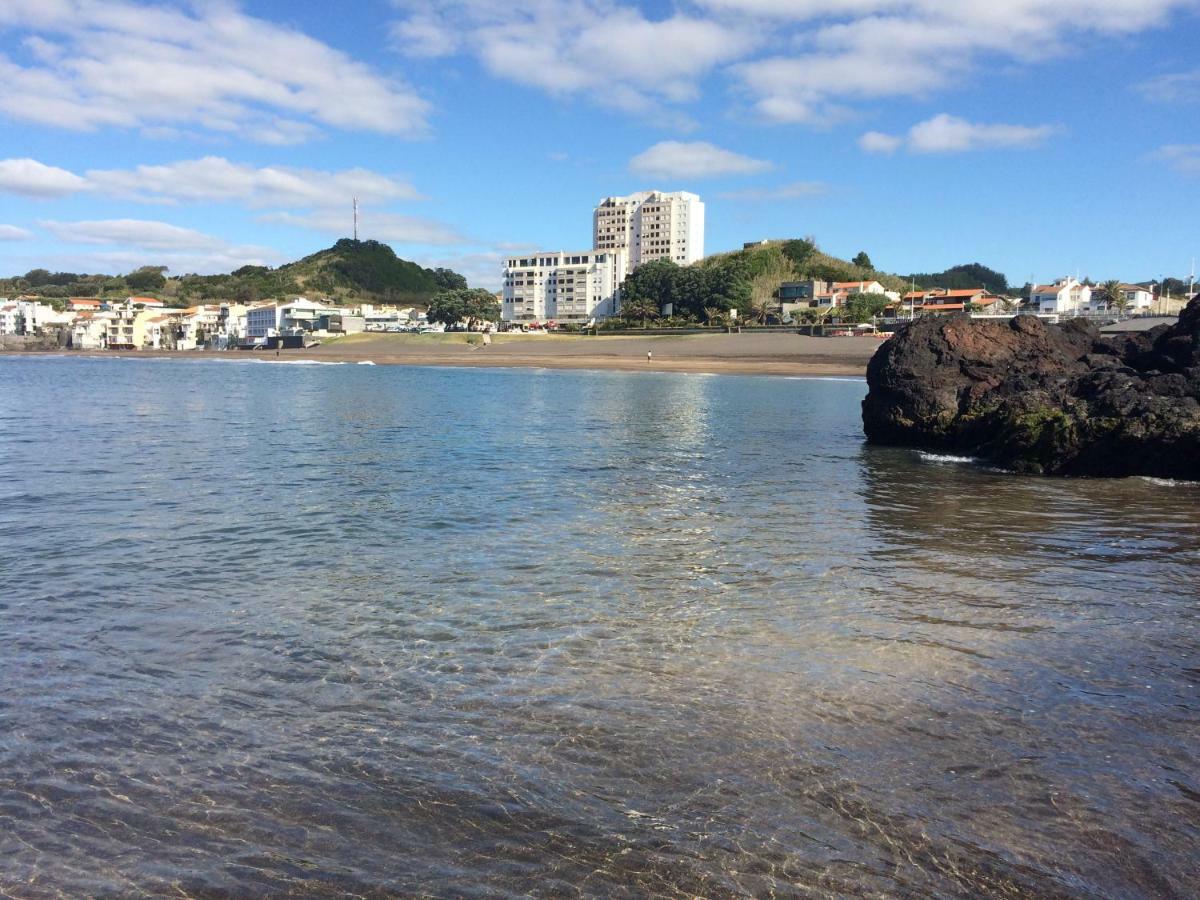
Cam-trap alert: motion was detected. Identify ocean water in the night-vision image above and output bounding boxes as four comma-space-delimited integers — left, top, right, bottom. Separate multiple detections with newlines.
0, 356, 1197, 897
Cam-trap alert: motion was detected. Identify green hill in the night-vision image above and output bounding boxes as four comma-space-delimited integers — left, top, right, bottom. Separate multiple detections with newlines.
700, 241, 1011, 304
906, 262, 1009, 295
275, 239, 466, 303
699, 239, 911, 302
174, 239, 466, 306
0, 239, 469, 308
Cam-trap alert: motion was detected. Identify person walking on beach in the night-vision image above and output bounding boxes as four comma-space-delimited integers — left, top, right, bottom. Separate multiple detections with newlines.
647, 350, 652, 364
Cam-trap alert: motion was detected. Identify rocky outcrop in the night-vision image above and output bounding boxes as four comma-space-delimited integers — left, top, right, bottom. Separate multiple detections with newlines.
862, 297, 1200, 478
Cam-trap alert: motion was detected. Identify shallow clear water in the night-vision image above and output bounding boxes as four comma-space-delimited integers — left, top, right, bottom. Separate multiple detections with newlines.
0, 356, 1197, 897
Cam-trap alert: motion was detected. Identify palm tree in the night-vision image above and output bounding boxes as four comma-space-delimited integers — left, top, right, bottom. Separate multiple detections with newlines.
1101, 279, 1128, 316
621, 294, 659, 328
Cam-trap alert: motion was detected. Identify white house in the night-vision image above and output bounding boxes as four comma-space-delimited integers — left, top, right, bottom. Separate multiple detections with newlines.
1089, 283, 1155, 313
70, 311, 114, 349
0, 303, 17, 335
1031, 278, 1092, 315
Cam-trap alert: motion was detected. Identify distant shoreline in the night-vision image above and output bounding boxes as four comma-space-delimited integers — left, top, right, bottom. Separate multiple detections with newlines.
3, 332, 884, 378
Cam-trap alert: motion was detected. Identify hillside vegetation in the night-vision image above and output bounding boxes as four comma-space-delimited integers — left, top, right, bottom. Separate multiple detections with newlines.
614, 240, 1021, 327
0, 239, 468, 308
702, 239, 911, 295
906, 262, 1009, 295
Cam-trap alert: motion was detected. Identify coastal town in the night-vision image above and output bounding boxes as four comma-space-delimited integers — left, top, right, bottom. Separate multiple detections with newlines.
1, 189, 1195, 352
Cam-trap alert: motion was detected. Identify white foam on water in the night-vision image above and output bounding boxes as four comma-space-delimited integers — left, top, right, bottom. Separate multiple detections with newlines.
250, 358, 347, 366
357, 360, 377, 365
917, 451, 979, 465
1139, 476, 1200, 488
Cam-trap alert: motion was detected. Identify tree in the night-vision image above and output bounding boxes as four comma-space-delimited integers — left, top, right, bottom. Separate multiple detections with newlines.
1100, 279, 1128, 315
838, 292, 891, 324
426, 288, 500, 326
781, 238, 817, 268
432, 267, 468, 291
126, 266, 168, 291
852, 251, 873, 270
619, 293, 660, 327
908, 263, 1009, 296
233, 282, 260, 304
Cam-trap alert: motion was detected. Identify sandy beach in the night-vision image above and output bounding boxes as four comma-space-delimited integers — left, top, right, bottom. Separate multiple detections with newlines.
299, 331, 882, 376
7, 331, 883, 376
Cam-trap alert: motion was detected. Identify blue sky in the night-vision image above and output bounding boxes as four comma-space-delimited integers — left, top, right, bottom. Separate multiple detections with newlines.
0, 0, 1197, 290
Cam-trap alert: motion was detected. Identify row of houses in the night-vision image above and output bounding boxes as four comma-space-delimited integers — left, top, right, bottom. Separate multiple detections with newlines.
0, 296, 428, 350
777, 276, 1182, 320
1028, 278, 1157, 315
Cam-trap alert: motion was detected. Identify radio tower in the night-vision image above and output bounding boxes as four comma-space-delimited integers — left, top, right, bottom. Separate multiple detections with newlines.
353, 197, 359, 241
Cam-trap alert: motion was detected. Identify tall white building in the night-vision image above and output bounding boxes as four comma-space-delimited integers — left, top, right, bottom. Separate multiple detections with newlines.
593, 190, 704, 273
501, 250, 627, 324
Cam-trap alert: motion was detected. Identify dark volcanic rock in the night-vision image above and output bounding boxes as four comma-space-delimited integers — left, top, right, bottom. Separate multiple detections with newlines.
862, 297, 1200, 478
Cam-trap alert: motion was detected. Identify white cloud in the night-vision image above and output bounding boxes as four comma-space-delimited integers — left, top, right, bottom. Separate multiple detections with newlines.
40, 218, 240, 251
1153, 144, 1200, 175
860, 114, 1058, 153
629, 141, 772, 178
0, 156, 422, 210
52, 248, 287, 277
717, 181, 829, 200
390, 1, 757, 117
34, 218, 285, 274
384, 0, 1193, 127
0, 1, 429, 141
87, 157, 422, 208
0, 158, 89, 197
262, 210, 467, 246
1136, 68, 1200, 103
727, 0, 1192, 124
907, 114, 1057, 152
0, 224, 33, 241
425, 251, 506, 290
858, 131, 903, 154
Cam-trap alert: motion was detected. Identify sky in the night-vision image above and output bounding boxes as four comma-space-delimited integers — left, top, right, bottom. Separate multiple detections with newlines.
0, 0, 1198, 291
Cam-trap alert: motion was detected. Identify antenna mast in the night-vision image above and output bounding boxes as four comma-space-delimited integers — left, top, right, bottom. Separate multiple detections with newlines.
353, 197, 359, 241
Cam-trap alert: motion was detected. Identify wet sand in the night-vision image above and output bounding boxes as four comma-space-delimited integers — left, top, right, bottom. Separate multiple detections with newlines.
7, 332, 885, 376
302, 332, 882, 376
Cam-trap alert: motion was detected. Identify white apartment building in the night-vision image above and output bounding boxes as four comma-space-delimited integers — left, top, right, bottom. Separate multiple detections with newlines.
245, 299, 334, 340
0, 300, 73, 335
1031, 278, 1092, 315
593, 190, 704, 273
502, 250, 627, 324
